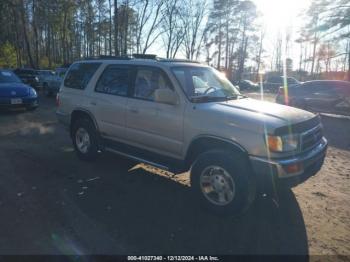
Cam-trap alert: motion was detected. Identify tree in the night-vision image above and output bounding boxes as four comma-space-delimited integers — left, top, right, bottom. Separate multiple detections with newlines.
182, 0, 208, 60
161, 0, 185, 58
0, 42, 17, 68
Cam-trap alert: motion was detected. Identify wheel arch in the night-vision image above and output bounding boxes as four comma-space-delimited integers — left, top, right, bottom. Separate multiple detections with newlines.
70, 109, 99, 138
185, 135, 248, 170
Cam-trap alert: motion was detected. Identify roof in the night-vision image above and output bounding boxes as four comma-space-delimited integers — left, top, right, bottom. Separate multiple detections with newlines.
79, 54, 203, 67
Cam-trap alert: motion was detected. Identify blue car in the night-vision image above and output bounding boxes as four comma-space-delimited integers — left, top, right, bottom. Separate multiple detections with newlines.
0, 69, 38, 110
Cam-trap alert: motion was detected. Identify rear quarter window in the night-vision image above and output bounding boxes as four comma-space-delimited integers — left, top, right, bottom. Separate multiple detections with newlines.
64, 62, 101, 89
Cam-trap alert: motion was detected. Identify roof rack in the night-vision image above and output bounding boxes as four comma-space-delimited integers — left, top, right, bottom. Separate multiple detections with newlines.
82, 54, 201, 64
158, 58, 200, 64
84, 55, 132, 60
132, 54, 157, 60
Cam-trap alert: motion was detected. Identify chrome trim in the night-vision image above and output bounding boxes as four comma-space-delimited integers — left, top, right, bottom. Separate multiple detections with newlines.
300, 124, 323, 152
105, 147, 170, 171
250, 137, 327, 178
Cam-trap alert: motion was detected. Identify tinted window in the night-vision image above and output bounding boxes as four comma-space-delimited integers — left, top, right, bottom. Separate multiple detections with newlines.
95, 66, 130, 96
304, 81, 337, 95
134, 67, 173, 101
268, 76, 282, 83
0, 71, 21, 83
64, 63, 101, 89
14, 69, 37, 76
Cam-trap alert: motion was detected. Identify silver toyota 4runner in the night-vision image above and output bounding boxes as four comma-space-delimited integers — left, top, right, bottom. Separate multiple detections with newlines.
56, 56, 328, 215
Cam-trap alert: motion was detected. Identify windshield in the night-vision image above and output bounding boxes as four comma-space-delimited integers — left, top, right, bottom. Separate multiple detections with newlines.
171, 66, 241, 102
0, 71, 22, 84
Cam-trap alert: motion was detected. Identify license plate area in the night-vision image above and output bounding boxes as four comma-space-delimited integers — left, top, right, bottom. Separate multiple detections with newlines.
11, 98, 22, 105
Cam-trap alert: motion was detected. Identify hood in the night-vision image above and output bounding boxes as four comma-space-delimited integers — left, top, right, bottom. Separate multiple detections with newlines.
198, 98, 316, 134
0, 83, 31, 97
219, 98, 314, 124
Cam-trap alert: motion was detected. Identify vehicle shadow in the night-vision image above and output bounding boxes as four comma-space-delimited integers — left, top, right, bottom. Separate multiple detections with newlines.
321, 115, 350, 151
59, 154, 309, 255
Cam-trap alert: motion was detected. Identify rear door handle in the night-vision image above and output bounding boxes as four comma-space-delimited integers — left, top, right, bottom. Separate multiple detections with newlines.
90, 101, 97, 106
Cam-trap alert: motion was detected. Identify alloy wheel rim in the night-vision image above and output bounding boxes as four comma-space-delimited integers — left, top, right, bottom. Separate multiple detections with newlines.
199, 165, 236, 206
75, 127, 90, 154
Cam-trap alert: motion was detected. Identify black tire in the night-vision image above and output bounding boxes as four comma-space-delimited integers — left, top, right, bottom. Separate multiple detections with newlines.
190, 150, 256, 216
72, 118, 99, 161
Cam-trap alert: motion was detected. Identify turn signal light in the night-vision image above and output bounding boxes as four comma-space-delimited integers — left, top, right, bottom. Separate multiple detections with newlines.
284, 163, 302, 174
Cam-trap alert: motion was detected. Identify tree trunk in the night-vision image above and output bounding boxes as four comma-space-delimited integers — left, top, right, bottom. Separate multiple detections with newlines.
109, 0, 112, 55
114, 0, 119, 56
32, 0, 39, 68
225, 19, 229, 70
19, 0, 35, 68
217, 18, 222, 70
256, 31, 263, 81
310, 31, 317, 78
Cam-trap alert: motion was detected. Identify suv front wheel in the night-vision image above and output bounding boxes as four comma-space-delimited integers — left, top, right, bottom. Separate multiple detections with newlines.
191, 150, 256, 216
72, 118, 99, 161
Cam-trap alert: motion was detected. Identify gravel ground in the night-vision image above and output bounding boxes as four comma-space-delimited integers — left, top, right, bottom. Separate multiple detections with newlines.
0, 94, 349, 258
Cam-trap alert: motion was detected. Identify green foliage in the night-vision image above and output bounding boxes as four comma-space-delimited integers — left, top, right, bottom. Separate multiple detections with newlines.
0, 42, 17, 68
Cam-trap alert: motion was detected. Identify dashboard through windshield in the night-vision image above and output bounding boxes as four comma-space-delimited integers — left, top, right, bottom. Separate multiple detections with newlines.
171, 66, 241, 102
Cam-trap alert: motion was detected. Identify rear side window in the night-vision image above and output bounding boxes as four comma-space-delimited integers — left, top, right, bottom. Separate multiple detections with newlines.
133, 67, 173, 101
268, 76, 282, 83
64, 63, 101, 89
95, 65, 130, 96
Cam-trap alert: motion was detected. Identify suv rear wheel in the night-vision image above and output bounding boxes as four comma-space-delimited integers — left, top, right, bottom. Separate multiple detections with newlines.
191, 150, 256, 216
72, 118, 99, 161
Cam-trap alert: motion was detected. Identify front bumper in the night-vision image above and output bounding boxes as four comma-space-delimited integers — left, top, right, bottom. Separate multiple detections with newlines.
250, 137, 328, 188
0, 97, 38, 109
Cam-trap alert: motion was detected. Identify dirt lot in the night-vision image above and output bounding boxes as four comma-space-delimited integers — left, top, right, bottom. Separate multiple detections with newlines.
0, 94, 349, 257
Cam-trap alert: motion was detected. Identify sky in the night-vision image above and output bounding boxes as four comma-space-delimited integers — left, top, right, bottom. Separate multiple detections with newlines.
147, 0, 313, 69
250, 0, 312, 70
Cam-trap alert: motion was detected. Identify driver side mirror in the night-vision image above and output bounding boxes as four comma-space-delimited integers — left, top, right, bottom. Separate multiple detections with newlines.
154, 88, 179, 105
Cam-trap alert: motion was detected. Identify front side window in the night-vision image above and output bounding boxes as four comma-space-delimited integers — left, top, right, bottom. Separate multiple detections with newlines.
172, 66, 241, 103
133, 67, 173, 101
64, 62, 101, 89
95, 66, 130, 96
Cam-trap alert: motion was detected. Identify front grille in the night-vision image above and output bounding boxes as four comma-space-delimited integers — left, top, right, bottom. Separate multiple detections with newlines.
301, 125, 323, 151
274, 116, 320, 135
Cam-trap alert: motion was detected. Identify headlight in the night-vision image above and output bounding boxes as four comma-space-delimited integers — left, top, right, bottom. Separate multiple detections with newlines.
267, 134, 299, 152
29, 88, 37, 97
35, 76, 39, 82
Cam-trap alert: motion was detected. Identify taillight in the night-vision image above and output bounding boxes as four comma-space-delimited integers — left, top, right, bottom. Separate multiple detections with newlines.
56, 93, 60, 107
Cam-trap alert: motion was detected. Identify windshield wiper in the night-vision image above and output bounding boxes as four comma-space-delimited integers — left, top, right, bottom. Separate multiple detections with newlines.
224, 94, 248, 100
190, 95, 227, 103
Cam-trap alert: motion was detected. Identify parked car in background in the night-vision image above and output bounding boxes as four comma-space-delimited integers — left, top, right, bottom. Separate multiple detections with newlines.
13, 68, 40, 90
38, 70, 62, 96
237, 80, 259, 91
264, 76, 300, 92
37, 70, 56, 89
56, 67, 68, 79
276, 80, 350, 116
0, 69, 38, 110
56, 56, 327, 216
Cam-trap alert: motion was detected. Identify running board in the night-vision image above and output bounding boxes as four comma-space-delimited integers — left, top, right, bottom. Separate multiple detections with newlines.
105, 147, 170, 171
